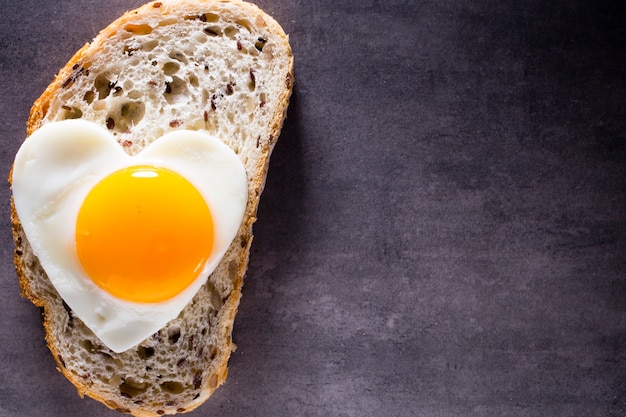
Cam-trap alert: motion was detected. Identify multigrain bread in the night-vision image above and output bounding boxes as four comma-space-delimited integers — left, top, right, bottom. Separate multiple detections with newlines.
9, 1, 293, 415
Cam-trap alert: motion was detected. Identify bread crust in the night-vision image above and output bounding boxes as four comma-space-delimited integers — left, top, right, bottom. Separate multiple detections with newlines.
10, 1, 293, 415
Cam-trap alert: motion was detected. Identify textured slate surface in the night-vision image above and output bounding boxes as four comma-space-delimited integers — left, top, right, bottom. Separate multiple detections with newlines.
0, 1, 624, 416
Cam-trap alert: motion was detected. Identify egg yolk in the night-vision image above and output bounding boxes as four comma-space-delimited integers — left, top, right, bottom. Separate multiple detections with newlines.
76, 165, 213, 303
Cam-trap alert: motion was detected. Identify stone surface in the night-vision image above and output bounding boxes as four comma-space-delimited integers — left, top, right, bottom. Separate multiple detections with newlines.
0, 1, 624, 416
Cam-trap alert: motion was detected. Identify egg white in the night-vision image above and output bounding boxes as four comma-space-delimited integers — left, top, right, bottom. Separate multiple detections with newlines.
12, 119, 247, 353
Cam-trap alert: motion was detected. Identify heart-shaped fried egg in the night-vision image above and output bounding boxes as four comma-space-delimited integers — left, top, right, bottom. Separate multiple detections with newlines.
12, 119, 247, 352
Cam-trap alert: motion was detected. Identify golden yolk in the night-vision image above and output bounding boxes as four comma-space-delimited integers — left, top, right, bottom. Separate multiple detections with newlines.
76, 165, 213, 303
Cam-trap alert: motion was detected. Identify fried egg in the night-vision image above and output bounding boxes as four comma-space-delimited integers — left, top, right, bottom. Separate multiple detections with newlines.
12, 119, 247, 353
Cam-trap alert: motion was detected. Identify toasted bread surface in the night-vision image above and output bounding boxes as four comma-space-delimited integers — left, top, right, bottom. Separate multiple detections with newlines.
10, 1, 293, 415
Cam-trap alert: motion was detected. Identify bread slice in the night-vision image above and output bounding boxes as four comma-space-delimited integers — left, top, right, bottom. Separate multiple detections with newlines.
9, 0, 293, 415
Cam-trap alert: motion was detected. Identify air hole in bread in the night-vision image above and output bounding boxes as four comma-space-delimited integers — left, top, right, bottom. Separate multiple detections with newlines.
124, 23, 153, 35
224, 26, 238, 39
123, 45, 140, 57
83, 90, 96, 104
208, 345, 218, 360
203, 26, 221, 37
120, 378, 151, 397
235, 19, 252, 33
109, 375, 123, 388
189, 74, 199, 88
255, 37, 267, 51
142, 39, 159, 51
168, 327, 181, 344
163, 61, 180, 75
128, 89, 143, 100
192, 371, 203, 389
158, 17, 178, 27
164, 76, 189, 104
80, 339, 95, 353
106, 100, 145, 133
202, 12, 220, 22
160, 381, 184, 394
60, 105, 83, 120
95, 73, 114, 99
137, 345, 155, 360
168, 51, 187, 64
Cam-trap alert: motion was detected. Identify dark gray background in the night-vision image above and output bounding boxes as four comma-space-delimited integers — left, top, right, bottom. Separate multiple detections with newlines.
1, 1, 624, 416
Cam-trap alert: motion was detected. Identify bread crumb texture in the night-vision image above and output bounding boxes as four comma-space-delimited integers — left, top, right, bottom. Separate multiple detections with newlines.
14, 0, 293, 416
47, 1, 291, 160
